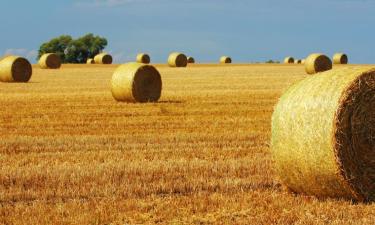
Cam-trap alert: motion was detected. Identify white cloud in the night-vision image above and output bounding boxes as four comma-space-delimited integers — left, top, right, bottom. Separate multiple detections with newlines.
3, 49, 38, 62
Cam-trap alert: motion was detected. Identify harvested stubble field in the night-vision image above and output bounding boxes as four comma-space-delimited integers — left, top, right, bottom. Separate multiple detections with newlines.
0, 63, 374, 225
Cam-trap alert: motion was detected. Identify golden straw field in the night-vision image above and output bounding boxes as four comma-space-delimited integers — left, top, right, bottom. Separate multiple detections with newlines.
0, 64, 374, 224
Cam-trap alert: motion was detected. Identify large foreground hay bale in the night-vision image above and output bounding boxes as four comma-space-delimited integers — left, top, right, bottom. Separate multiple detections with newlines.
39, 53, 61, 69
0, 55, 32, 82
333, 53, 348, 64
136, 53, 151, 64
187, 57, 195, 64
94, 53, 113, 64
220, 56, 232, 64
111, 62, 162, 103
284, 57, 294, 64
168, 52, 187, 67
272, 67, 375, 202
305, 53, 332, 74
87, 58, 95, 64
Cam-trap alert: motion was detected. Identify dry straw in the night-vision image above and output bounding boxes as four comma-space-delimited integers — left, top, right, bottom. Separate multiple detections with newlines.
94, 53, 113, 64
111, 62, 162, 103
87, 58, 95, 64
0, 55, 32, 82
187, 57, 195, 64
272, 67, 375, 202
39, 53, 61, 69
305, 53, 332, 74
168, 52, 188, 67
136, 53, 151, 64
284, 57, 294, 64
220, 56, 232, 64
333, 53, 348, 64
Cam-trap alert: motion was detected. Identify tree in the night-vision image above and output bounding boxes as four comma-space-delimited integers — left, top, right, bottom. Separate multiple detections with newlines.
38, 34, 108, 63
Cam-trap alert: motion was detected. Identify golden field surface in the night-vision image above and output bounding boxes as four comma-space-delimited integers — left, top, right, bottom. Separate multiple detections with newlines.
0, 64, 374, 224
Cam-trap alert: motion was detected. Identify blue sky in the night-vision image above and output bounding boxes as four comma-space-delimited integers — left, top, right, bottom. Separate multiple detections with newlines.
1, 0, 375, 63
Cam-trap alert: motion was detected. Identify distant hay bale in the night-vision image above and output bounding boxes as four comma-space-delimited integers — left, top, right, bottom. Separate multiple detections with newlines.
111, 62, 162, 103
94, 53, 113, 64
39, 53, 61, 69
0, 55, 32, 82
284, 57, 294, 64
295, 59, 302, 64
187, 57, 195, 64
305, 53, 332, 74
87, 58, 95, 64
272, 67, 375, 202
333, 53, 348, 64
168, 52, 187, 67
136, 53, 151, 64
301, 59, 305, 64
220, 56, 232, 64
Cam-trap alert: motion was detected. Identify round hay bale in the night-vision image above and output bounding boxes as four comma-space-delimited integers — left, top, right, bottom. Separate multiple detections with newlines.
87, 58, 95, 64
94, 53, 113, 64
111, 62, 162, 103
0, 55, 32, 82
39, 53, 61, 69
333, 53, 348, 64
294, 59, 302, 64
187, 57, 195, 64
301, 59, 306, 64
284, 57, 294, 64
136, 53, 151, 64
168, 52, 187, 67
220, 56, 232, 64
305, 53, 332, 75
272, 67, 375, 202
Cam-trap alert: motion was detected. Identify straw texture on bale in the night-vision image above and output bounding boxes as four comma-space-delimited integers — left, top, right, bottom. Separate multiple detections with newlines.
94, 53, 113, 64
187, 57, 195, 64
333, 53, 348, 64
136, 53, 151, 64
39, 53, 61, 69
0, 55, 32, 82
284, 57, 294, 64
87, 58, 95, 64
168, 52, 187, 67
220, 56, 232, 64
111, 62, 162, 103
272, 67, 375, 202
305, 53, 332, 75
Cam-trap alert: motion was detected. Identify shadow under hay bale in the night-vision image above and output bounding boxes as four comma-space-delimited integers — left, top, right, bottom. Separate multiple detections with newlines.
94, 53, 113, 64
0, 55, 32, 82
333, 53, 348, 64
272, 67, 375, 202
136, 53, 151, 64
39, 53, 61, 69
305, 53, 332, 75
111, 62, 162, 103
168, 52, 187, 67
220, 56, 232, 64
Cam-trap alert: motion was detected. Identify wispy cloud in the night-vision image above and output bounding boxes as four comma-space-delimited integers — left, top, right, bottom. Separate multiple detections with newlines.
74, 0, 151, 7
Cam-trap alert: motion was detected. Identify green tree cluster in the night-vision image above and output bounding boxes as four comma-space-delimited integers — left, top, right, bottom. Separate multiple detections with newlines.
38, 34, 108, 63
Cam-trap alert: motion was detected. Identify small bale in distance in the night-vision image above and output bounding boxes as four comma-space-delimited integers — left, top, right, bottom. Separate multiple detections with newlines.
220, 56, 232, 64
87, 58, 95, 64
305, 53, 332, 75
136, 53, 151, 64
0, 55, 32, 82
295, 59, 302, 64
94, 53, 113, 64
272, 67, 375, 202
301, 59, 305, 64
333, 53, 348, 64
187, 57, 195, 64
284, 57, 294, 64
168, 52, 188, 67
111, 62, 162, 103
39, 53, 61, 69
